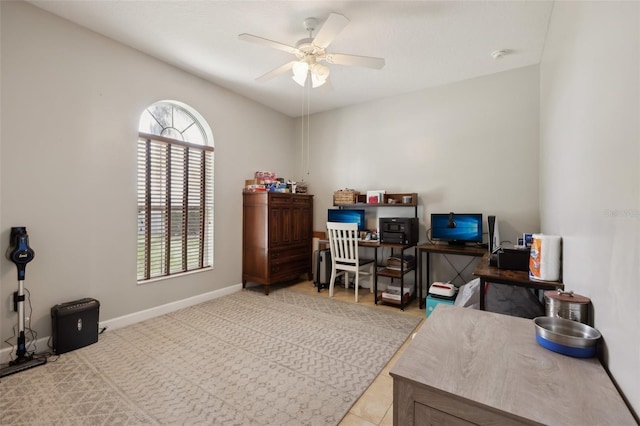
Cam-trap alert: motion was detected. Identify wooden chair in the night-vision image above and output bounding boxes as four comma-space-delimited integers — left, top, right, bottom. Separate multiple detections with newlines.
326, 222, 375, 302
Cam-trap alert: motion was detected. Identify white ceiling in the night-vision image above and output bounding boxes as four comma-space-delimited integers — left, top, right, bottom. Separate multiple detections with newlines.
27, 0, 554, 118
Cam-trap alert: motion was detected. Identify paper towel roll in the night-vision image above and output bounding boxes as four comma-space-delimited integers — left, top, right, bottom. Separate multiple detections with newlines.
529, 234, 562, 281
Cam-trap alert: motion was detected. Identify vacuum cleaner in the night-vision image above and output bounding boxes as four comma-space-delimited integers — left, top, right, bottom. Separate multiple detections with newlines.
0, 227, 46, 377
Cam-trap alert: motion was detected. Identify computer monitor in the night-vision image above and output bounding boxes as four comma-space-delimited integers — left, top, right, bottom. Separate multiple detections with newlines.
327, 209, 366, 231
431, 213, 483, 245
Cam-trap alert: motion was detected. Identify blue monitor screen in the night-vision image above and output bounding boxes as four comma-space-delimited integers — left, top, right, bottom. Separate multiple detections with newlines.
431, 213, 483, 244
327, 209, 366, 231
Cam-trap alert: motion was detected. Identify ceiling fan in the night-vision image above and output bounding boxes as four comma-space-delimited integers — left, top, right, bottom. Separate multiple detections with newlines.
238, 13, 385, 88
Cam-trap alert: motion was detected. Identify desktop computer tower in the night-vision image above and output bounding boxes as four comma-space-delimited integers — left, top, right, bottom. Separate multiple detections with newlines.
314, 249, 331, 289
488, 215, 501, 266
51, 298, 100, 355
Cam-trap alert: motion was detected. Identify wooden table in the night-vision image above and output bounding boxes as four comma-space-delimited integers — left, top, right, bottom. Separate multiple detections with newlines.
473, 254, 564, 310
416, 243, 487, 309
390, 305, 636, 425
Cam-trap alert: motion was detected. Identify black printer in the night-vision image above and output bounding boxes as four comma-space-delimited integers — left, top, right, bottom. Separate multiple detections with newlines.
379, 217, 419, 245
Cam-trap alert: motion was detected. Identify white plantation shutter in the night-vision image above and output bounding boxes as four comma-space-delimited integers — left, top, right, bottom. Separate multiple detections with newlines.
137, 102, 213, 282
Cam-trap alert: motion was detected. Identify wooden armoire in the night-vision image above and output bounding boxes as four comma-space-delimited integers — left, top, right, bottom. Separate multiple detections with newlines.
242, 192, 314, 294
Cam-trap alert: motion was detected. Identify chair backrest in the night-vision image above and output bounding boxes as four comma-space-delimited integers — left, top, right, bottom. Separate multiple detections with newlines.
327, 221, 360, 267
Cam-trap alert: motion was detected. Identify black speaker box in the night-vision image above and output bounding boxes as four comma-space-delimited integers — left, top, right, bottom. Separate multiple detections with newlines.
497, 248, 531, 272
51, 298, 100, 355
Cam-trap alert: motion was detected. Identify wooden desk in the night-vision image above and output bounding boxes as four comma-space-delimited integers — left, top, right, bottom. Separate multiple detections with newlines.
473, 254, 564, 310
416, 243, 486, 309
390, 305, 636, 425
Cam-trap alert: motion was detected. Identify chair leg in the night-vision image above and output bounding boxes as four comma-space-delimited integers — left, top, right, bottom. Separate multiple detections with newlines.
329, 266, 337, 297
369, 263, 375, 293
354, 270, 359, 303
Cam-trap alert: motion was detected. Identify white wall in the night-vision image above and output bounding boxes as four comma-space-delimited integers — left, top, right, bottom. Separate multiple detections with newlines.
300, 66, 541, 283
0, 2, 295, 339
540, 1, 639, 417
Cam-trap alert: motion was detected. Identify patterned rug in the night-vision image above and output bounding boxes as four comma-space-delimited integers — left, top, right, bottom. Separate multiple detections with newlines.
0, 288, 421, 425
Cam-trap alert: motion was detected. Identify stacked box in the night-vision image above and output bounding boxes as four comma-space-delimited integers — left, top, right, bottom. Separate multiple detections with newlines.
244, 184, 266, 192
426, 294, 456, 318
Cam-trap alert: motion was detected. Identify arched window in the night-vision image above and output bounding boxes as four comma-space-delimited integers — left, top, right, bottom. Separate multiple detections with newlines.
137, 101, 214, 282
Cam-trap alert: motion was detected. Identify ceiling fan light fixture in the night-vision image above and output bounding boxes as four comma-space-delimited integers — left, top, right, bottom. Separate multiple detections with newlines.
314, 63, 330, 79
311, 74, 326, 88
292, 72, 307, 87
310, 64, 329, 88
292, 61, 309, 86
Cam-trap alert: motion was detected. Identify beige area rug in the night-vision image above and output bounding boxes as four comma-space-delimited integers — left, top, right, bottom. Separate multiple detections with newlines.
0, 288, 421, 425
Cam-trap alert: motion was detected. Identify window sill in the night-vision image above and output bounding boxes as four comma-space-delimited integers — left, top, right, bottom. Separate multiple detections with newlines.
137, 266, 214, 285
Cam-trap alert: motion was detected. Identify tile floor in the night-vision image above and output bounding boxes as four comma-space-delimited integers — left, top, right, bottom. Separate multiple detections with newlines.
284, 279, 426, 426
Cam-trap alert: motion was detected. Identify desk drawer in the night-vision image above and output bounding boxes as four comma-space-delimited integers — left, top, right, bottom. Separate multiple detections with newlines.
270, 258, 310, 280
270, 246, 309, 263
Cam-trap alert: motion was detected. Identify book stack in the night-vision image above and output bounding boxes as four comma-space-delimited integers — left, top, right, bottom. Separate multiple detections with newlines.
386, 254, 416, 271
382, 284, 413, 301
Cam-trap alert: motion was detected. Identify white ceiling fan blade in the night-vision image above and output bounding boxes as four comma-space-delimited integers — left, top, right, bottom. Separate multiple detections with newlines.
256, 61, 297, 82
312, 13, 350, 49
238, 33, 299, 55
324, 53, 385, 69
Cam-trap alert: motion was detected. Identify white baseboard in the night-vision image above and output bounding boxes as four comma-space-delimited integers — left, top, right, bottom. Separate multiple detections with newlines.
0, 337, 50, 365
1, 284, 243, 364
100, 283, 242, 331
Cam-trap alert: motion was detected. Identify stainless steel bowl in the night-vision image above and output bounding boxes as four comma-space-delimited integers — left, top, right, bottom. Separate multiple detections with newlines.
533, 316, 601, 358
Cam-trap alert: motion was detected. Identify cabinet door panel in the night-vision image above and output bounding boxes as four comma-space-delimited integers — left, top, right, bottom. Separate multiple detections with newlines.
290, 195, 312, 244
290, 206, 311, 244
269, 206, 291, 246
